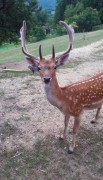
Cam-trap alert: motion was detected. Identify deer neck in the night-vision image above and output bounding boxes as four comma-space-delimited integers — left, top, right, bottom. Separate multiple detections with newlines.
44, 75, 62, 107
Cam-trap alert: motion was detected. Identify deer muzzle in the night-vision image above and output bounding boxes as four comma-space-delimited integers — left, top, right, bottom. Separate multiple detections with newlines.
43, 77, 52, 84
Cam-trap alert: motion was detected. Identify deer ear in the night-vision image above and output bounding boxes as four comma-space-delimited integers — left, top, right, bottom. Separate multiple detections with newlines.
56, 53, 69, 68
26, 56, 39, 73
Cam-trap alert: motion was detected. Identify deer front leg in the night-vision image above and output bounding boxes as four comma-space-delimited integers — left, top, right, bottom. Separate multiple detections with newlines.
68, 115, 81, 154
59, 115, 70, 140
91, 106, 102, 124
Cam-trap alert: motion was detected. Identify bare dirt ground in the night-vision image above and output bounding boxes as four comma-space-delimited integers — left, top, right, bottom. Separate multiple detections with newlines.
0, 40, 103, 179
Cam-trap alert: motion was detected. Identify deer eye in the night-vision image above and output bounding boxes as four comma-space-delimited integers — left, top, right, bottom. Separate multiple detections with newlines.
37, 66, 41, 71
54, 66, 57, 70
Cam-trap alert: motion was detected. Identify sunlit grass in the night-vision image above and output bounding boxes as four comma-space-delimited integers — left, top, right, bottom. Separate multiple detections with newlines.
0, 29, 103, 64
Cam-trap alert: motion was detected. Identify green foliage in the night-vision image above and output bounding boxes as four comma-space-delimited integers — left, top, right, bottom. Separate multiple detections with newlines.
77, 8, 101, 31
64, 4, 75, 20
0, 0, 35, 44
54, 24, 66, 36
70, 21, 78, 30
32, 7, 48, 26
54, 0, 66, 23
0, 0, 48, 45
54, 0, 103, 33
65, 3, 101, 32
81, 0, 103, 24
99, 8, 103, 24
54, 0, 77, 23
34, 26, 46, 41
74, 1, 84, 14
64, 2, 84, 31
64, 1, 84, 20
82, 0, 103, 9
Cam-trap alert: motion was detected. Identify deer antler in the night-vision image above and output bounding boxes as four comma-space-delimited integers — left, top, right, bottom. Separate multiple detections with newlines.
20, 21, 38, 60
56, 21, 74, 60
39, 45, 43, 59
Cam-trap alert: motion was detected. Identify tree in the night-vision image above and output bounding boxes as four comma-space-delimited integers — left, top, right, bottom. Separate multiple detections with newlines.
64, 1, 84, 31
77, 7, 101, 31
0, 0, 36, 44
0, 0, 48, 45
54, 0, 77, 23
82, 0, 103, 23
64, 1, 84, 22
32, 7, 48, 26
54, 0, 103, 33
82, 0, 103, 10
99, 8, 103, 24
64, 4, 75, 21
64, 2, 101, 32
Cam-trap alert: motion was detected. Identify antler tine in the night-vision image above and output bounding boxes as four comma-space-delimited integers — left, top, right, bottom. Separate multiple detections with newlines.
52, 45, 55, 59
20, 21, 36, 59
57, 21, 74, 58
39, 45, 42, 59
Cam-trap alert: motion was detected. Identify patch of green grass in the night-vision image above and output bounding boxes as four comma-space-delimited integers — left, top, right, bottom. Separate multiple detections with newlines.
0, 70, 33, 79
0, 29, 103, 64
0, 122, 17, 141
61, 61, 82, 69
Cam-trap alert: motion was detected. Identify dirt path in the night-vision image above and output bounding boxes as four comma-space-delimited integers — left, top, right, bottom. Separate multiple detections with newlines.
0, 40, 103, 152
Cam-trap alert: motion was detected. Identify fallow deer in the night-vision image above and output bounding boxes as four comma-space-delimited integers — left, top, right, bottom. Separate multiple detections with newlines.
20, 21, 103, 153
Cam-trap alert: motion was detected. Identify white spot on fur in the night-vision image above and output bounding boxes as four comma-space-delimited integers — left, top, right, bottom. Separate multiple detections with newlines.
69, 96, 72, 100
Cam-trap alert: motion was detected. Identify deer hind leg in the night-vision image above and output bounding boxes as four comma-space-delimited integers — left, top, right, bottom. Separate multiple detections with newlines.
68, 115, 81, 154
91, 106, 102, 124
59, 115, 70, 140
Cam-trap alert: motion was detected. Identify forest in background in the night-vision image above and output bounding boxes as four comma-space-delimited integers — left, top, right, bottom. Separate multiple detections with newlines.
0, 0, 103, 45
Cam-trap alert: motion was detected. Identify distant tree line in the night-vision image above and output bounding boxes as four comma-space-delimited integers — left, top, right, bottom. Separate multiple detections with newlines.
54, 0, 103, 33
0, 0, 103, 45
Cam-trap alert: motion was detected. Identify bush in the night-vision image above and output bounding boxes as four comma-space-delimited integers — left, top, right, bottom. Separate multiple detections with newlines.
34, 26, 46, 41
92, 24, 103, 31
64, 6, 101, 32
76, 7, 101, 31
54, 24, 66, 36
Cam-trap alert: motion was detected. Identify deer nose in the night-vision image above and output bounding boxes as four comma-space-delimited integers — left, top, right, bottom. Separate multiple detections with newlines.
43, 77, 51, 84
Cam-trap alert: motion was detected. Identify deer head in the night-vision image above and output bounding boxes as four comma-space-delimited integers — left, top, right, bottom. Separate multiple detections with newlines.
20, 21, 74, 84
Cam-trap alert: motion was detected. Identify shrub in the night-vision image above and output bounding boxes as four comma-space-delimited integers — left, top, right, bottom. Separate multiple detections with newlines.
92, 24, 103, 31
34, 26, 46, 41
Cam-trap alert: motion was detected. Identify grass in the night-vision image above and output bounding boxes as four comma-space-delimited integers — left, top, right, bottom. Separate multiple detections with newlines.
0, 129, 103, 180
0, 91, 5, 97
0, 70, 33, 79
0, 29, 103, 64
0, 122, 17, 141
0, 61, 81, 79
62, 61, 82, 69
